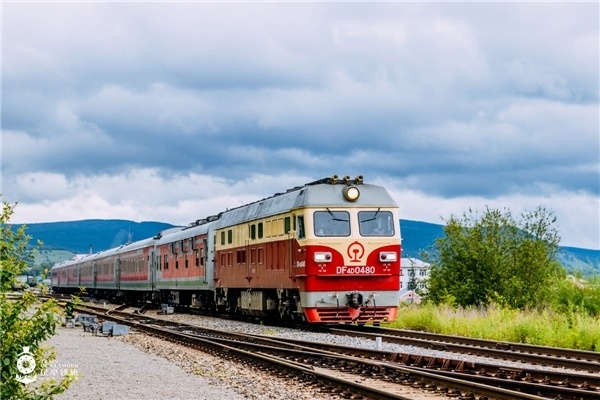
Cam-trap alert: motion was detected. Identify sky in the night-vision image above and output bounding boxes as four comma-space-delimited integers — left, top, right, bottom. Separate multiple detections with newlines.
1, 2, 599, 249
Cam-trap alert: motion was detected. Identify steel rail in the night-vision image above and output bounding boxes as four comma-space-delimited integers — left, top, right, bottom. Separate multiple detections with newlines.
221, 333, 600, 400
70, 302, 600, 399
71, 305, 551, 399
326, 324, 600, 373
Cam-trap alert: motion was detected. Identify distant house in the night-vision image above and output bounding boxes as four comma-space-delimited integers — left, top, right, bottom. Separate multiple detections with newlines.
399, 289, 421, 304
400, 257, 430, 294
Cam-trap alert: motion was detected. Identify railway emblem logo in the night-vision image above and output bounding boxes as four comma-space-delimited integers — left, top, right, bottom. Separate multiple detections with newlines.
15, 346, 37, 384
347, 241, 364, 263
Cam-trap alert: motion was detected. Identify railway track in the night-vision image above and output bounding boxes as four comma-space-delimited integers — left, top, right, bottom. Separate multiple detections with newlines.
69, 302, 599, 399
258, 334, 599, 400
326, 323, 600, 373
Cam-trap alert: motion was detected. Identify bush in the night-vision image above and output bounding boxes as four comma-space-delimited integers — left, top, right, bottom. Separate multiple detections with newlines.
1, 199, 76, 399
545, 275, 600, 320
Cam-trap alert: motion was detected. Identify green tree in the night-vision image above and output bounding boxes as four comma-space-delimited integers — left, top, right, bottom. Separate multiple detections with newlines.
406, 264, 417, 291
423, 206, 564, 309
1, 200, 76, 399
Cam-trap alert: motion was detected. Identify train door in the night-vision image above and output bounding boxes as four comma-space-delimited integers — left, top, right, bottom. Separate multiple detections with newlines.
285, 214, 295, 278
206, 223, 216, 296
93, 263, 97, 290
114, 258, 121, 290
286, 231, 294, 278
244, 238, 251, 282
150, 250, 156, 290
202, 238, 208, 283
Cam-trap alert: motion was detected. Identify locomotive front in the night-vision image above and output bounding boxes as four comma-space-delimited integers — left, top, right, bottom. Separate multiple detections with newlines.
292, 176, 402, 323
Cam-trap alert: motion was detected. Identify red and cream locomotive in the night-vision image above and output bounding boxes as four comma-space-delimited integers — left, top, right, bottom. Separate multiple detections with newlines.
52, 175, 402, 324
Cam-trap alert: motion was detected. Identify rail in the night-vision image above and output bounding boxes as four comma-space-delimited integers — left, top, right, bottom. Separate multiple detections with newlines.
64, 302, 599, 399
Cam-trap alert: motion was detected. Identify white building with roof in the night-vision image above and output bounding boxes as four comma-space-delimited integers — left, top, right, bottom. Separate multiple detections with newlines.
400, 257, 430, 293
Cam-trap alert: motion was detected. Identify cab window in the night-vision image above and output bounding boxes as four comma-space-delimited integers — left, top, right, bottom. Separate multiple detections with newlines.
359, 210, 395, 236
314, 210, 350, 237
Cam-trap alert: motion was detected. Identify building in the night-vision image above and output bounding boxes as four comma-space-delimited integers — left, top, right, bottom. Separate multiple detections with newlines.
398, 289, 421, 304
400, 257, 430, 293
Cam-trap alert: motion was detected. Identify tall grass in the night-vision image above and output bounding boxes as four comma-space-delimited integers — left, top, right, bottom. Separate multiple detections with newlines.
386, 302, 600, 351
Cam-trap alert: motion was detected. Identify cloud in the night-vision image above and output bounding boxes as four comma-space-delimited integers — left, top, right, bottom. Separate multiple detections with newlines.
6, 169, 308, 225
2, 2, 598, 249
5, 168, 598, 249
388, 185, 600, 250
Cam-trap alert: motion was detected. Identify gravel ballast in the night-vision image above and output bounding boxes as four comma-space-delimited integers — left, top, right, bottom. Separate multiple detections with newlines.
46, 326, 343, 400
44, 308, 577, 399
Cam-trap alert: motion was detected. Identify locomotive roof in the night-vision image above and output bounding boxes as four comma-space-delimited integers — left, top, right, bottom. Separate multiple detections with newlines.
214, 179, 397, 229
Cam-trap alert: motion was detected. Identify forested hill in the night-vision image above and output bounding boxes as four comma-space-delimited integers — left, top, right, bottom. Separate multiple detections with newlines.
19, 219, 176, 254
22, 219, 442, 256
16, 219, 599, 275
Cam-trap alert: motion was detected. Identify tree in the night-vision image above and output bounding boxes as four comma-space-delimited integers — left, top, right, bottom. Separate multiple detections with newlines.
407, 264, 418, 291
423, 206, 564, 309
0, 200, 76, 399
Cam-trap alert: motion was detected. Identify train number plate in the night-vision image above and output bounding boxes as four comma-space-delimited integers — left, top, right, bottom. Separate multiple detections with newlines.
336, 266, 376, 275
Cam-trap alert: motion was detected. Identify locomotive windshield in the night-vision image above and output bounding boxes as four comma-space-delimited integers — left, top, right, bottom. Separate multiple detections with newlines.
314, 210, 350, 237
358, 210, 395, 236
313, 209, 395, 237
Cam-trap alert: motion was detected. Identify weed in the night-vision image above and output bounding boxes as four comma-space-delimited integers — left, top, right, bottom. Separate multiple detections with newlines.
389, 302, 600, 351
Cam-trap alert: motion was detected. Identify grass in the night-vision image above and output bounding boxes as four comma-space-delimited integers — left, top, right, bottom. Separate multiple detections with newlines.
385, 302, 600, 351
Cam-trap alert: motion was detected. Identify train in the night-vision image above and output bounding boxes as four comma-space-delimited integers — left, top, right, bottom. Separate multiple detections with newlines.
51, 175, 402, 324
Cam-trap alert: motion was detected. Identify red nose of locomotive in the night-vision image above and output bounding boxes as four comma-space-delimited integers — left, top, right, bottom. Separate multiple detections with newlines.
300, 241, 401, 323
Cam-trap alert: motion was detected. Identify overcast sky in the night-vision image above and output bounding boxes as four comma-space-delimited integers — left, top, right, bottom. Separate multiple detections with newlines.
2, 2, 598, 249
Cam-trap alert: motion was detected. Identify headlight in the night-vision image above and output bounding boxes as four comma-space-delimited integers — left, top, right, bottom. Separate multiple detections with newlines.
314, 252, 332, 262
342, 186, 360, 202
379, 251, 397, 262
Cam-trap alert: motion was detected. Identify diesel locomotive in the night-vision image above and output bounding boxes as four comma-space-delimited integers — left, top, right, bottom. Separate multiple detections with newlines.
51, 175, 402, 324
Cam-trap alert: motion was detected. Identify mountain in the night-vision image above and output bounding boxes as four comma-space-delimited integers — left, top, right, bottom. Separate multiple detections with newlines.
16, 219, 600, 275
18, 219, 176, 254
557, 246, 600, 276
400, 220, 600, 276
399, 219, 599, 275
400, 219, 445, 258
